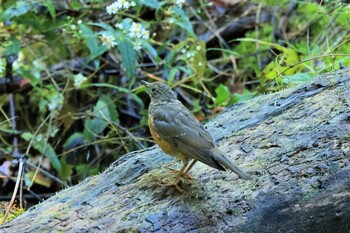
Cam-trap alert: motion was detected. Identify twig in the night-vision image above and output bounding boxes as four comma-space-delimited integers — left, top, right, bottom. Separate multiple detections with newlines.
1, 156, 24, 223
256, 3, 262, 70
28, 113, 54, 190
26, 162, 69, 188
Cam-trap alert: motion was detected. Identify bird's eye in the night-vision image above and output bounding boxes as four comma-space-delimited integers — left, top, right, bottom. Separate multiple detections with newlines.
151, 88, 156, 92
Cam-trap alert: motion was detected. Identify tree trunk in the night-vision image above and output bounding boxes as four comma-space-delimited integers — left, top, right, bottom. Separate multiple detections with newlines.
1, 69, 350, 233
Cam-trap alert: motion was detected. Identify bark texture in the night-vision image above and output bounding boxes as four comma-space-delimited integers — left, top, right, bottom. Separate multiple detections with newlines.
1, 69, 350, 233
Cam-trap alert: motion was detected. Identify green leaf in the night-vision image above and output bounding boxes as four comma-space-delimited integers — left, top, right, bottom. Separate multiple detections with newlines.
21, 132, 61, 173
76, 164, 99, 179
0, 3, 31, 22
84, 97, 109, 136
70, 0, 83, 10
63, 132, 85, 149
89, 22, 115, 32
43, 0, 56, 20
141, 40, 161, 62
16, 68, 42, 86
79, 24, 105, 55
206, 48, 240, 57
172, 7, 195, 37
85, 83, 143, 107
166, 67, 178, 85
79, 26, 109, 62
191, 40, 207, 78
283, 73, 311, 84
165, 50, 176, 64
86, 47, 108, 61
25, 170, 52, 188
230, 90, 256, 104
105, 96, 119, 124
6, 36, 21, 56
141, 0, 160, 9
20, 132, 32, 141
84, 95, 119, 140
215, 84, 230, 106
118, 41, 137, 81
164, 38, 191, 64
0, 128, 21, 134
59, 157, 73, 183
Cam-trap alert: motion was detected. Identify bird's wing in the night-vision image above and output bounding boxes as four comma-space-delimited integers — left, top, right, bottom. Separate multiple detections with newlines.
151, 102, 224, 170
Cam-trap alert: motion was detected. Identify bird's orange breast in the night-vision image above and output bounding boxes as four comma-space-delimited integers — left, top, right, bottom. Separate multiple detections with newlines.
148, 115, 174, 155
148, 114, 188, 163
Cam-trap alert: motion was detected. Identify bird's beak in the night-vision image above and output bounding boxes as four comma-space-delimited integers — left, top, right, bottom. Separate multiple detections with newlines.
141, 80, 150, 88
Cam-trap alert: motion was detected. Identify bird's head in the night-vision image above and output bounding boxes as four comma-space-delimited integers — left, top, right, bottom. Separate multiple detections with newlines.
141, 81, 176, 102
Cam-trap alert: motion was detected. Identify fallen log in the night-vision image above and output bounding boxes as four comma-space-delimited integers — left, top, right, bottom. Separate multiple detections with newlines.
1, 68, 350, 232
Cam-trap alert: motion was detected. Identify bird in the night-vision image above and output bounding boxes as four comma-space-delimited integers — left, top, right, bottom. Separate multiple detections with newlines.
141, 81, 251, 191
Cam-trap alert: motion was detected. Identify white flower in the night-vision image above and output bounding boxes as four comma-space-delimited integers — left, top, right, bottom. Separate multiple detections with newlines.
118, 0, 130, 9
196, 45, 201, 51
115, 23, 123, 29
107, 0, 134, 13
74, 73, 87, 89
49, 126, 60, 138
100, 34, 117, 48
106, 2, 121, 14
133, 41, 142, 51
140, 29, 150, 39
175, 0, 186, 7
77, 19, 82, 24
128, 23, 149, 39
185, 51, 195, 58
198, 62, 203, 66
70, 24, 76, 30
129, 22, 143, 38
35, 134, 43, 142
48, 93, 64, 111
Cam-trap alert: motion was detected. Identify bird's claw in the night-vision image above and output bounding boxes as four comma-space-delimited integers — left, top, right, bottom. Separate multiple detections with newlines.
167, 168, 194, 180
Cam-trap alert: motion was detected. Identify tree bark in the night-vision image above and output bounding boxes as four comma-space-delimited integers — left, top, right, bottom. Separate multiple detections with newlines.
1, 69, 350, 233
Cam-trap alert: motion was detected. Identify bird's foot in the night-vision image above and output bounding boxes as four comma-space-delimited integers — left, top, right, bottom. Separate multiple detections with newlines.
172, 181, 184, 192
159, 178, 184, 192
167, 168, 194, 180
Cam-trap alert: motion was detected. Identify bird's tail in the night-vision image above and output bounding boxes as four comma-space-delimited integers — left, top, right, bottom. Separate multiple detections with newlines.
212, 148, 252, 180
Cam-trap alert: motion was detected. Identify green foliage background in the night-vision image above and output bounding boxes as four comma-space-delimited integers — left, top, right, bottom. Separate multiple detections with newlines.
0, 0, 349, 192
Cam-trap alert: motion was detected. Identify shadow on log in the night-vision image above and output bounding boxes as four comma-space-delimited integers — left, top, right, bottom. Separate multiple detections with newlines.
1, 69, 350, 232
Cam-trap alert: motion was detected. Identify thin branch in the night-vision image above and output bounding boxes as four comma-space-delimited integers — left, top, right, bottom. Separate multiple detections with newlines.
26, 162, 69, 188
1, 157, 24, 224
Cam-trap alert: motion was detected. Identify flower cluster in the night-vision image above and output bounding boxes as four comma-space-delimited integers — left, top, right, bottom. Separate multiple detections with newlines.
181, 45, 200, 62
62, 16, 83, 39
129, 22, 149, 40
106, 0, 136, 14
127, 22, 150, 51
175, 0, 186, 7
74, 73, 87, 89
100, 33, 117, 48
101, 2, 151, 51
180, 44, 204, 67
48, 93, 64, 111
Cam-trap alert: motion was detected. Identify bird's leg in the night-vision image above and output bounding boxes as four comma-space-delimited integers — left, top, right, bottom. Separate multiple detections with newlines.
183, 160, 197, 179
172, 160, 188, 192
167, 160, 196, 180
